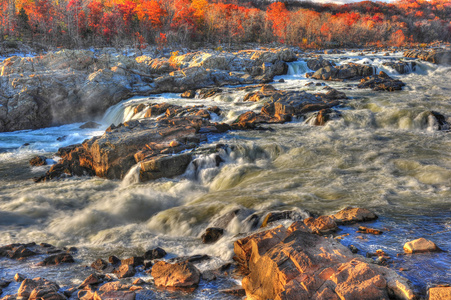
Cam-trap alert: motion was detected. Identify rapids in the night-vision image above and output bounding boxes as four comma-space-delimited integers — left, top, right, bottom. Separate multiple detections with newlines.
0, 51, 450, 298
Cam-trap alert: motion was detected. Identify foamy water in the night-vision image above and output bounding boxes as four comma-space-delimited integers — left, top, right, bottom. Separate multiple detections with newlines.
0, 53, 450, 297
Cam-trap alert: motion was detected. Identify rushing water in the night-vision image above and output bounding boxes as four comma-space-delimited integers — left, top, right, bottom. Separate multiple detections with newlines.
0, 51, 450, 298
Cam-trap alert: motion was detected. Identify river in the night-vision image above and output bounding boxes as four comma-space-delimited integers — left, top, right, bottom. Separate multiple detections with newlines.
0, 51, 450, 298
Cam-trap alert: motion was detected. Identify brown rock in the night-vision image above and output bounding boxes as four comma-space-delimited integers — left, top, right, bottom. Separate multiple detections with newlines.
18, 278, 60, 299
303, 216, 338, 234
429, 286, 451, 300
30, 156, 47, 166
37, 253, 75, 266
151, 261, 201, 288
133, 103, 146, 115
78, 273, 104, 289
144, 247, 166, 260
403, 238, 440, 253
201, 227, 224, 244
91, 258, 109, 271
14, 273, 25, 282
94, 290, 135, 300
332, 207, 378, 224
357, 226, 383, 235
181, 90, 196, 98
114, 264, 136, 279
121, 257, 144, 267
8, 245, 36, 259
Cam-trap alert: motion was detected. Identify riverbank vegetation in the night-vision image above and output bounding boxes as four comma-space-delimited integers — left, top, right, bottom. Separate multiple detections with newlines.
0, 0, 450, 49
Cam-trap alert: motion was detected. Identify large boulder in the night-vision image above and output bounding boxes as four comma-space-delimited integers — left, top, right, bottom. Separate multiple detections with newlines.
403, 49, 451, 65
358, 71, 405, 92
151, 261, 201, 288
308, 63, 374, 81
234, 224, 415, 300
403, 238, 440, 253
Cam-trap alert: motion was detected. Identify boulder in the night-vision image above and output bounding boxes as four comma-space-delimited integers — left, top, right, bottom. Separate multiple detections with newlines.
382, 61, 415, 74
303, 216, 338, 234
151, 261, 201, 288
309, 63, 374, 81
181, 90, 196, 98
260, 210, 303, 227
332, 207, 378, 224
91, 258, 109, 271
113, 264, 136, 279
144, 247, 167, 260
17, 278, 61, 299
29, 156, 48, 166
307, 58, 335, 71
94, 290, 135, 300
7, 245, 36, 259
403, 49, 451, 65
201, 227, 224, 244
358, 71, 405, 91
197, 87, 222, 99
403, 238, 440, 253
78, 274, 104, 289
121, 257, 144, 267
234, 224, 415, 300
429, 286, 451, 300
37, 253, 75, 266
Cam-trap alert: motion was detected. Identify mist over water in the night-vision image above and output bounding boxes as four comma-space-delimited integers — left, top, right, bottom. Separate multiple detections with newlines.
0, 52, 450, 296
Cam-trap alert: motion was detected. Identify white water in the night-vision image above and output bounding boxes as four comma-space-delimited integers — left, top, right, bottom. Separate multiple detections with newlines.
0, 53, 451, 297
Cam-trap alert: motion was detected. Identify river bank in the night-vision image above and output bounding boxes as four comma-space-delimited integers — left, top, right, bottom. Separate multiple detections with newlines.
1, 45, 451, 299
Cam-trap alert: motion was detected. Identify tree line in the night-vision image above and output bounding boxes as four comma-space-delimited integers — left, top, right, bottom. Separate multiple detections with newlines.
0, 0, 450, 49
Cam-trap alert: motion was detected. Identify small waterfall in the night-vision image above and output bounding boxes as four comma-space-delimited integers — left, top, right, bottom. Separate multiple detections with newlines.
287, 60, 310, 76
102, 98, 151, 126
121, 163, 141, 187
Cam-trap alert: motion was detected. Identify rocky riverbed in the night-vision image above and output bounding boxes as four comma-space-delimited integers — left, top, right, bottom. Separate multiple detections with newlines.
1, 45, 451, 300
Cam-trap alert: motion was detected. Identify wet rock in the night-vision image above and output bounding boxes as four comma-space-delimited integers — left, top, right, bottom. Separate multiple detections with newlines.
357, 226, 383, 235
91, 258, 109, 271
310, 108, 341, 126
139, 153, 192, 182
151, 261, 201, 288
358, 71, 405, 91
0, 280, 11, 288
143, 261, 153, 269
181, 90, 196, 98
79, 121, 101, 129
108, 256, 120, 265
78, 273, 104, 289
144, 247, 167, 260
349, 245, 358, 253
114, 264, 136, 279
382, 61, 415, 74
201, 227, 224, 244
197, 87, 222, 99
143, 102, 172, 118
29, 156, 48, 166
202, 271, 217, 281
219, 287, 246, 297
94, 290, 135, 300
429, 286, 451, 300
403, 49, 451, 65
132, 278, 145, 285
234, 224, 415, 300
133, 103, 146, 115
332, 207, 378, 224
121, 257, 144, 268
403, 238, 441, 253
307, 58, 335, 71
303, 216, 338, 234
309, 63, 374, 81
7, 245, 36, 260
168, 254, 210, 264
37, 253, 75, 266
14, 273, 25, 282
260, 211, 303, 228
18, 278, 61, 299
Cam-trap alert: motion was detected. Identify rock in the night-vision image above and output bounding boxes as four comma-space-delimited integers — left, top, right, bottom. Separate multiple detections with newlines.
260, 210, 303, 227
14, 273, 25, 282
382, 61, 415, 74
219, 287, 246, 297
78, 273, 104, 289
7, 245, 36, 259
114, 264, 136, 279
143, 102, 172, 118
144, 247, 167, 260
168, 254, 210, 264
79, 121, 101, 129
91, 258, 109, 271
37, 253, 75, 266
429, 286, 451, 300
310, 108, 341, 126
181, 90, 196, 98
139, 154, 192, 182
0, 280, 11, 288
202, 271, 217, 281
303, 216, 338, 234
151, 261, 201, 288
403, 238, 440, 253
94, 290, 135, 300
403, 49, 451, 65
108, 256, 120, 265
29, 156, 48, 166
197, 87, 222, 99
18, 278, 61, 299
358, 72, 405, 91
121, 257, 144, 267
357, 226, 383, 235
310, 63, 374, 81
201, 227, 224, 244
332, 207, 378, 224
307, 58, 335, 71
234, 223, 415, 300
133, 103, 146, 115
132, 278, 145, 285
